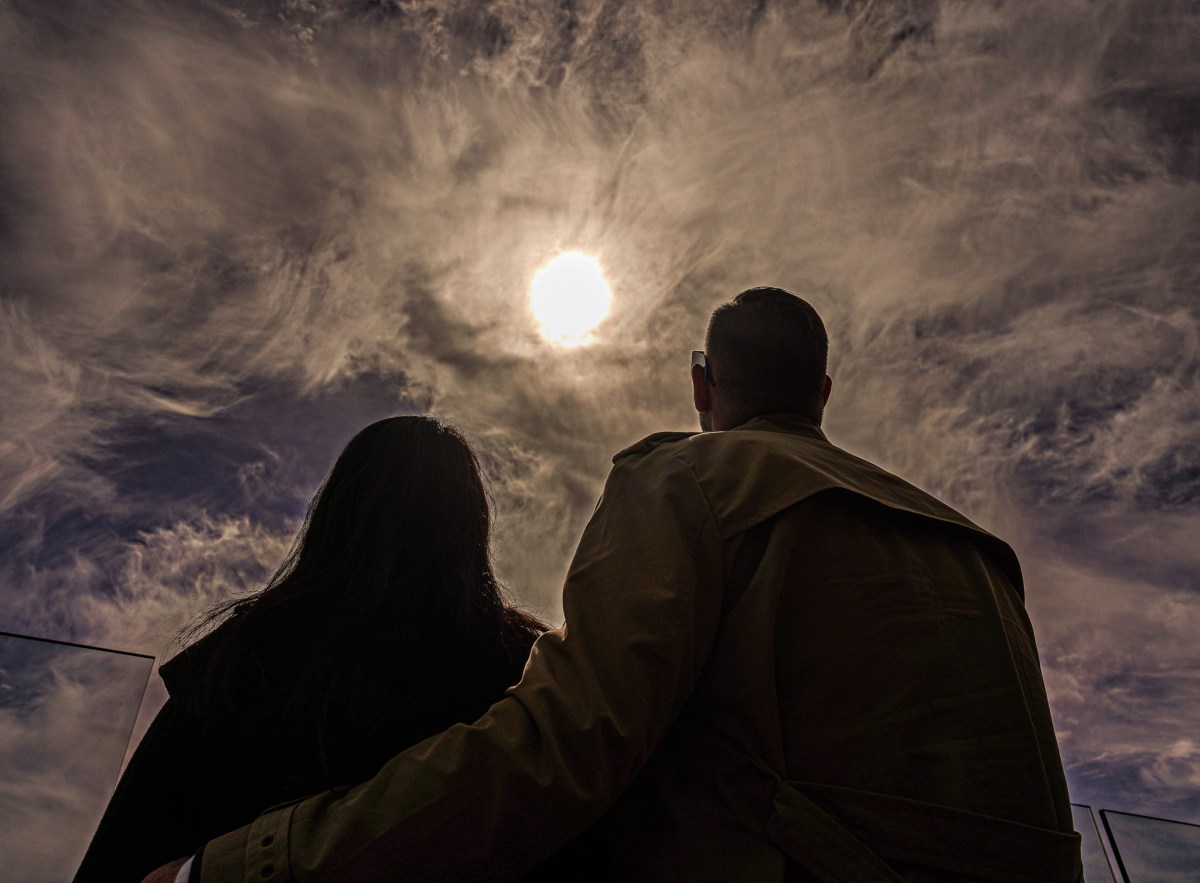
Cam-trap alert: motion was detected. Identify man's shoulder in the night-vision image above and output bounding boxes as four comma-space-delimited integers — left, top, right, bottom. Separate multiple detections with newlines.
612, 430, 697, 464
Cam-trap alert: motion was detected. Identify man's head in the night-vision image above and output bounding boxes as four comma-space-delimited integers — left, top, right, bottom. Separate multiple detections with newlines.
692, 287, 832, 431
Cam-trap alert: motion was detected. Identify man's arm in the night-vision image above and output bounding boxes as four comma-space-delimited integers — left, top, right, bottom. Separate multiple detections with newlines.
198, 448, 724, 882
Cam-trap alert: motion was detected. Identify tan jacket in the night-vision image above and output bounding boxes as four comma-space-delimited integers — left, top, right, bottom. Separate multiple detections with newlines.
200, 414, 1081, 882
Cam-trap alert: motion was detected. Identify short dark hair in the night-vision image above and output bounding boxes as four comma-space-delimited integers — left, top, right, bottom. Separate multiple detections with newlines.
705, 287, 828, 417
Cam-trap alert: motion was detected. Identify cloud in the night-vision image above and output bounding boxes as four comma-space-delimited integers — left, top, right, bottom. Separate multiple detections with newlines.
1027, 553, 1200, 820
0, 638, 152, 882
0, 511, 291, 662
0, 0, 1197, 837
0, 303, 117, 523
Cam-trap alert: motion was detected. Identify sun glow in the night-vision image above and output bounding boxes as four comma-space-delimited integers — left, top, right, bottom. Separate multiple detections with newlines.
529, 252, 613, 347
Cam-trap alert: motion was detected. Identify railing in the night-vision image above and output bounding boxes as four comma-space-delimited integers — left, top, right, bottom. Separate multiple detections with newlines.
1093, 806, 1200, 883
1073, 801, 1200, 881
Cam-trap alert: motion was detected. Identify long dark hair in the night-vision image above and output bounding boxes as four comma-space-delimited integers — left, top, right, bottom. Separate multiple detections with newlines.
180, 415, 544, 774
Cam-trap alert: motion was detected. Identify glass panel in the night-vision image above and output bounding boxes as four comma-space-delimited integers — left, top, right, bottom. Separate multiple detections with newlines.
0, 631, 153, 882
1101, 810, 1200, 883
1072, 804, 1115, 882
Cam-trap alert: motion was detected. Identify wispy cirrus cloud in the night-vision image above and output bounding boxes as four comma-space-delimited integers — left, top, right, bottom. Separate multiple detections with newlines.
0, 0, 1196, 847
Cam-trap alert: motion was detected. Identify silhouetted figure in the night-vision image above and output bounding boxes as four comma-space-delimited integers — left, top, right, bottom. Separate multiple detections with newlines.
155, 290, 1082, 882
74, 416, 582, 883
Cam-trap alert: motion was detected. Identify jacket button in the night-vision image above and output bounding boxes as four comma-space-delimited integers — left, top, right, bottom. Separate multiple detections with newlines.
261, 835, 274, 847
261, 865, 274, 878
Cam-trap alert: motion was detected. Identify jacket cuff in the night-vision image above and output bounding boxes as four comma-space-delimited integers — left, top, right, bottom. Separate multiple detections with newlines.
199, 801, 296, 883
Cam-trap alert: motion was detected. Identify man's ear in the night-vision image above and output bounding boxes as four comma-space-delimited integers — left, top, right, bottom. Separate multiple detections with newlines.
692, 363, 712, 414
822, 374, 832, 406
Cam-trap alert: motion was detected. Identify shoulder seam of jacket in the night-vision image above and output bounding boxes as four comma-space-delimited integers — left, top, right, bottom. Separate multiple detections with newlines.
612, 430, 697, 463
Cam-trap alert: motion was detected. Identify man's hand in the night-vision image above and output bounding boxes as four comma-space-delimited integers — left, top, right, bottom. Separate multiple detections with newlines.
140, 856, 189, 883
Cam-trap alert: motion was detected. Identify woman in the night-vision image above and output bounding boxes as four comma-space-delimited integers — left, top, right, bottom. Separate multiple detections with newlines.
74, 416, 554, 882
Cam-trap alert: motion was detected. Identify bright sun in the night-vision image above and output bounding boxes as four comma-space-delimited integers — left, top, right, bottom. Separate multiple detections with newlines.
529, 251, 613, 347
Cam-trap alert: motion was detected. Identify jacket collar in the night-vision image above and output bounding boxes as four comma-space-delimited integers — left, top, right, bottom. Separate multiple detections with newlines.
612, 413, 828, 464
732, 411, 828, 442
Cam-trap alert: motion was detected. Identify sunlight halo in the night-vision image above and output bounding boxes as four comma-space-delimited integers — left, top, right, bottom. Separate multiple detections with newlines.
529, 252, 612, 347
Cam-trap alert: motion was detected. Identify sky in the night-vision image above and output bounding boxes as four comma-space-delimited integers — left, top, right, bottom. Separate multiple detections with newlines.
0, 0, 1197, 868
0, 634, 151, 881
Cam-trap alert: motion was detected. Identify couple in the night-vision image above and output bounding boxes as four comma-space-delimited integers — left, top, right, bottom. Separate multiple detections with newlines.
80, 288, 1082, 882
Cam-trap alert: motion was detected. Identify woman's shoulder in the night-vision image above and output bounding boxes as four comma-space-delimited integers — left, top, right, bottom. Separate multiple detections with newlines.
159, 612, 292, 724
158, 624, 227, 699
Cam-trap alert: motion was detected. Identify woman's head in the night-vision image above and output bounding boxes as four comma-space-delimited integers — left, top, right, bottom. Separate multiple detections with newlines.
183, 415, 540, 754
296, 416, 496, 627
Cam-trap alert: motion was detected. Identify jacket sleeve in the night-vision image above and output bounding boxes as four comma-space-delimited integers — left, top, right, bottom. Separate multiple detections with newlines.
197, 451, 725, 883
75, 697, 204, 883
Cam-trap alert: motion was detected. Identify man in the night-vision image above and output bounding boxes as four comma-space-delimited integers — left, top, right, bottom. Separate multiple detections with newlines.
156, 287, 1081, 882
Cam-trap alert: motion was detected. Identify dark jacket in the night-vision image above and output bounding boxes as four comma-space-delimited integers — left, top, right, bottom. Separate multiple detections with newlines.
73, 606, 564, 883
197, 413, 1080, 882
